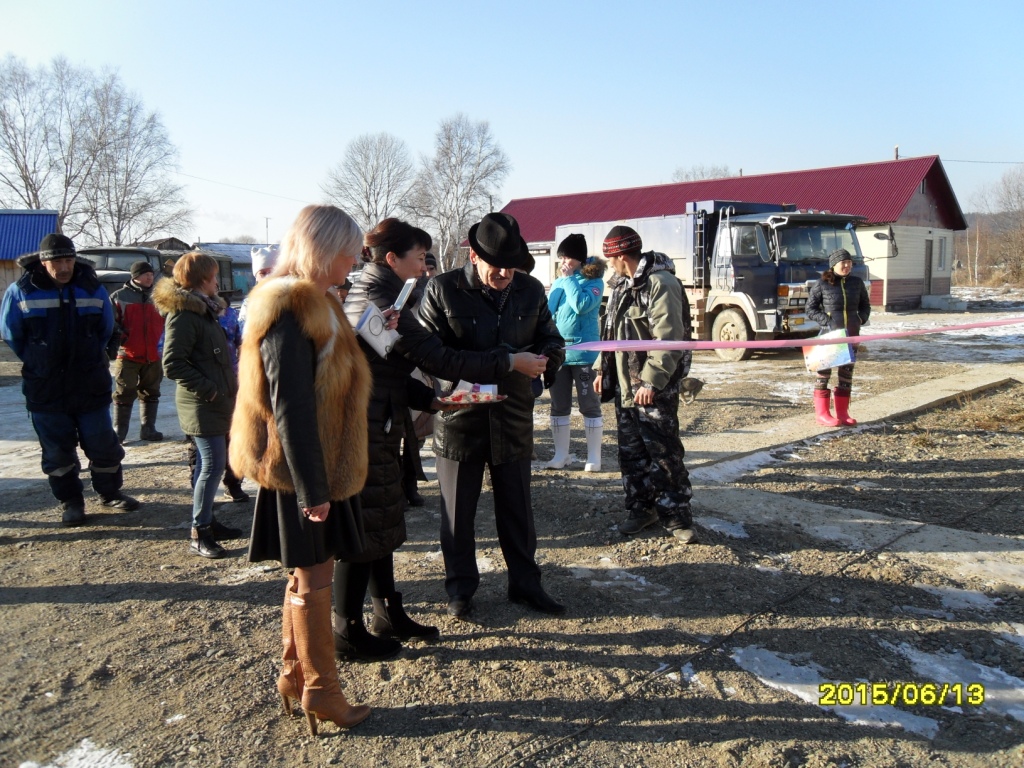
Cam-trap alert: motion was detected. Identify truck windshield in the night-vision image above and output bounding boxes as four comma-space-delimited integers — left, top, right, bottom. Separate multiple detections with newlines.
777, 225, 859, 263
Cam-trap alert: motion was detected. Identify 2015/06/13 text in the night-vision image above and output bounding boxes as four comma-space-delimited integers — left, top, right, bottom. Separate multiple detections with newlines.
818, 682, 985, 707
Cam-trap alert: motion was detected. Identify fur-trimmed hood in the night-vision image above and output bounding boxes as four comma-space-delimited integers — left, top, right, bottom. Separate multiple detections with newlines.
152, 277, 226, 318
580, 257, 607, 280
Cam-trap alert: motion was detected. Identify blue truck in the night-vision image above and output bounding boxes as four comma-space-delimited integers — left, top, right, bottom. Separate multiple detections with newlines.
554, 200, 889, 361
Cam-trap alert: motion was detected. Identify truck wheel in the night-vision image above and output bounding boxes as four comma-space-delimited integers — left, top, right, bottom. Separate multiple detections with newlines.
712, 309, 753, 361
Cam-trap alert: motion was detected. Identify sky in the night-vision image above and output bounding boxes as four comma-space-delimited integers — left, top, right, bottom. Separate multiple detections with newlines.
2, 0, 1022, 244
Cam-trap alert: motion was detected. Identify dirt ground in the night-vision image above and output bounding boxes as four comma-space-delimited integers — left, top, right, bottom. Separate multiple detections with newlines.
2, 346, 1024, 767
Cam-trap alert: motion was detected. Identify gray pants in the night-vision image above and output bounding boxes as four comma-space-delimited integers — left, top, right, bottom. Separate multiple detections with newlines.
548, 364, 601, 418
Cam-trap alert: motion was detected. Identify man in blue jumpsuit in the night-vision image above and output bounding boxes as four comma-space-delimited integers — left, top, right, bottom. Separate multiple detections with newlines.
1, 234, 141, 526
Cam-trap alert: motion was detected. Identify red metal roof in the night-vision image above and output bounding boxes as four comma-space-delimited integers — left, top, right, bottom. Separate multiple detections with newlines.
502, 156, 966, 243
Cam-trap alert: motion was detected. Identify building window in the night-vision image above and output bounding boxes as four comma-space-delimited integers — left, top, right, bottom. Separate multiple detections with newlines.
938, 238, 946, 270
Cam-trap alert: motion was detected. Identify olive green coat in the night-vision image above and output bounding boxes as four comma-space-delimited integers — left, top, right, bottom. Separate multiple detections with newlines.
153, 279, 237, 436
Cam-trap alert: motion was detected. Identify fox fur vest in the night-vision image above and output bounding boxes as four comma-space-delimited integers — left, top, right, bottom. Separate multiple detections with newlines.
229, 276, 371, 500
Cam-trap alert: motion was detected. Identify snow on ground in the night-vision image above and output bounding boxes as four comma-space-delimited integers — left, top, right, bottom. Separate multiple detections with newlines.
879, 640, 1024, 723
730, 645, 940, 738
19, 739, 134, 768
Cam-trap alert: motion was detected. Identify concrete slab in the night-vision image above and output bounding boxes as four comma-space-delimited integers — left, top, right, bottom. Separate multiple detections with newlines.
692, 486, 1024, 587
686, 363, 1024, 468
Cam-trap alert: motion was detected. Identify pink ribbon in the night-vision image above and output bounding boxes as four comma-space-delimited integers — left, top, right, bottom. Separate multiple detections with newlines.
568, 316, 1024, 352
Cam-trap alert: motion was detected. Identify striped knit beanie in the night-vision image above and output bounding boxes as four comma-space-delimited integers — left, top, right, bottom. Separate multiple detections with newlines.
602, 226, 642, 258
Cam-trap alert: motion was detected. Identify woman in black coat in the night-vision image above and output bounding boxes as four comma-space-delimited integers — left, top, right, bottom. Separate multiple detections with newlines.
806, 248, 870, 427
335, 218, 546, 660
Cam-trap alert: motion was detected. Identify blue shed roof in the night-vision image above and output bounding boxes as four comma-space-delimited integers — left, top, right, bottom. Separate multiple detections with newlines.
0, 210, 60, 262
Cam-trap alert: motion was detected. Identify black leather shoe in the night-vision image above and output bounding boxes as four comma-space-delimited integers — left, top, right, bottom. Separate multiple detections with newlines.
508, 585, 566, 615
100, 493, 140, 511
61, 500, 87, 527
405, 488, 425, 507
446, 596, 474, 619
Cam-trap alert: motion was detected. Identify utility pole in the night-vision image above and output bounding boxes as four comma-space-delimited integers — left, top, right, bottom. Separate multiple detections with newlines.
265, 217, 271, 244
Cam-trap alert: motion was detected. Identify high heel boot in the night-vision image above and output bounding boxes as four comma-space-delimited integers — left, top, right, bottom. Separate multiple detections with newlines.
277, 574, 304, 717
370, 591, 439, 641
291, 585, 371, 736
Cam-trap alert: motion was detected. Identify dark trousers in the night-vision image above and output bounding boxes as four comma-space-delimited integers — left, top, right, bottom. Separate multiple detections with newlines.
435, 455, 540, 599
30, 408, 125, 502
333, 554, 396, 620
113, 359, 163, 404
615, 390, 692, 526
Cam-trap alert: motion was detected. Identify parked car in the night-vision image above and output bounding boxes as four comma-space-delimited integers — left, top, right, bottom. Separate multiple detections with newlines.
78, 246, 236, 299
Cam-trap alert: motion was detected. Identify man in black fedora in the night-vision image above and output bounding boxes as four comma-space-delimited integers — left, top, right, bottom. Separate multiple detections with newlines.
418, 212, 567, 618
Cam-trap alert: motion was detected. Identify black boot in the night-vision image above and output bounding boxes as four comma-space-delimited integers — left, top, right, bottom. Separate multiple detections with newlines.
190, 525, 226, 559
60, 497, 87, 527
113, 402, 133, 444
333, 616, 401, 661
139, 401, 163, 441
371, 592, 439, 641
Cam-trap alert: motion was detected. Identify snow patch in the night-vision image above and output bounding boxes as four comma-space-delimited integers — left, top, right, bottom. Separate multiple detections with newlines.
19, 739, 134, 768
731, 645, 939, 739
913, 583, 998, 612
881, 640, 1024, 722
695, 516, 749, 539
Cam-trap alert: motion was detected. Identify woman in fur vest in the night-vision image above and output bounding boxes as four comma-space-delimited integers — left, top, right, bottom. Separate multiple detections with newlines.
154, 252, 240, 559
336, 217, 546, 661
543, 234, 607, 471
229, 205, 374, 736
806, 248, 871, 426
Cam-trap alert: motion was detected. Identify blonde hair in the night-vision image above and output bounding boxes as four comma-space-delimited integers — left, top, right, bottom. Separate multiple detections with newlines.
173, 251, 218, 290
275, 205, 363, 281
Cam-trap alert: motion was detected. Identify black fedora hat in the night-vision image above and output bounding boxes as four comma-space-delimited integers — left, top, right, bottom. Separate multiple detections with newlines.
467, 213, 527, 269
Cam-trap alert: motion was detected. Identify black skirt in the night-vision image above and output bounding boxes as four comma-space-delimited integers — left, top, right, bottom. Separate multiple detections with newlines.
248, 488, 367, 568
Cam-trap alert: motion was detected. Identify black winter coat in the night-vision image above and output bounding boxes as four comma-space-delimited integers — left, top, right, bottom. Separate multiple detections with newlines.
342, 262, 515, 561
419, 263, 565, 464
806, 274, 870, 338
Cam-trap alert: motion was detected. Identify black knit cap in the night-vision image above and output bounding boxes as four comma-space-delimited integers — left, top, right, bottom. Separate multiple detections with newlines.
828, 248, 853, 268
603, 225, 642, 258
557, 233, 588, 262
38, 233, 76, 261
424, 253, 437, 268
130, 260, 154, 278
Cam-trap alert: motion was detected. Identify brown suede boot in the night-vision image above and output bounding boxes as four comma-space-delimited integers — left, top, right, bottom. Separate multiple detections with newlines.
291, 585, 371, 736
277, 574, 304, 717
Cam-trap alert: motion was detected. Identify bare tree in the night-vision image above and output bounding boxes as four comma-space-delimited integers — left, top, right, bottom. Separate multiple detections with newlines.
0, 56, 49, 210
993, 165, 1024, 283
322, 132, 414, 232
83, 75, 191, 245
671, 163, 732, 183
218, 235, 258, 244
407, 114, 511, 271
0, 55, 190, 245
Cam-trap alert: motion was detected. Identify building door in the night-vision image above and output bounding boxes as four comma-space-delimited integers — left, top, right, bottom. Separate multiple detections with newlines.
923, 239, 933, 296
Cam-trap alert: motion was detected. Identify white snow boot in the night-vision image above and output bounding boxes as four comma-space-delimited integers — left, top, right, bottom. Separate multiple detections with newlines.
584, 416, 603, 472
543, 416, 571, 469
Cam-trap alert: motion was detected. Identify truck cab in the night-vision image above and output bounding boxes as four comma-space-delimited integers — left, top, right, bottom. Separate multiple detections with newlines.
706, 208, 871, 359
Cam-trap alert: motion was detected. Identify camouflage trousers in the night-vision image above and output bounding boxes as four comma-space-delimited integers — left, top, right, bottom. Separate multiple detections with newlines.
614, 390, 692, 526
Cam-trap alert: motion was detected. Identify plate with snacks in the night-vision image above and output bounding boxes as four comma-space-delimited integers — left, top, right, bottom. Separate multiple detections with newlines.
437, 390, 507, 405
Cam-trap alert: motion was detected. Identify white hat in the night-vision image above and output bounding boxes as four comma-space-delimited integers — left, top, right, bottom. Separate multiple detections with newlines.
251, 245, 279, 277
